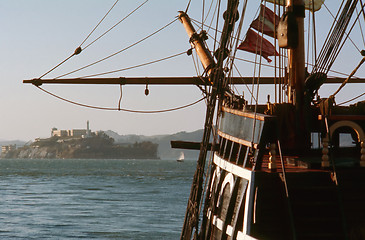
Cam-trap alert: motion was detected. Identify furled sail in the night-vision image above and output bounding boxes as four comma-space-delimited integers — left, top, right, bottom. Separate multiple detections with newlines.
265, 0, 325, 12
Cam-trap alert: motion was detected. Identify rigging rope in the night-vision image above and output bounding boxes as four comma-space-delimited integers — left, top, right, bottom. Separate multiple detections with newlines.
82, 0, 150, 51
79, 0, 119, 47
38, 0, 150, 79
39, 0, 149, 79
38, 47, 82, 79
331, 56, 365, 98
337, 91, 365, 105
314, 0, 361, 74
357, 0, 365, 47
185, 0, 192, 13
54, 18, 179, 79
203, 0, 216, 25
35, 85, 206, 113
76, 50, 187, 78
323, 2, 362, 53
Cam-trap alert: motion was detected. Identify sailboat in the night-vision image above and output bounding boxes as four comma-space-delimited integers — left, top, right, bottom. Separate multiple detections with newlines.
24, 0, 365, 239
178, 151, 185, 162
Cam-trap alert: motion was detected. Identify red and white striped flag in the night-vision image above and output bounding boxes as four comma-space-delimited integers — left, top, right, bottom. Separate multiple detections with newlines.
238, 29, 279, 63
250, 5, 279, 38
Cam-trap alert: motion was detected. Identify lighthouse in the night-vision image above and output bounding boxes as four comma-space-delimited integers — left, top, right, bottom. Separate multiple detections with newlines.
87, 120, 90, 137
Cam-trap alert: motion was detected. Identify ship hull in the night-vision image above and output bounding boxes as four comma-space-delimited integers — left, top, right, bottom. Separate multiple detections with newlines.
199, 106, 365, 240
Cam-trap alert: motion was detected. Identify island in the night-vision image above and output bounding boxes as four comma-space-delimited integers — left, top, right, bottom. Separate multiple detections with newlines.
1, 122, 158, 159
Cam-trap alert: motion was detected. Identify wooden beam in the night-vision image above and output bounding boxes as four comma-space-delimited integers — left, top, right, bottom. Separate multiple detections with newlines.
170, 140, 217, 151
23, 76, 365, 86
171, 141, 203, 150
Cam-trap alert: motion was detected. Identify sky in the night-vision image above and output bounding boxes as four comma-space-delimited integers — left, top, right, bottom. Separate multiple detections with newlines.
1, 0, 364, 141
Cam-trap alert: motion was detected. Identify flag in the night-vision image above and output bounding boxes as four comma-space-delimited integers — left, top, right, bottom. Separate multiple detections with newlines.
265, 0, 325, 12
250, 5, 279, 38
238, 29, 279, 63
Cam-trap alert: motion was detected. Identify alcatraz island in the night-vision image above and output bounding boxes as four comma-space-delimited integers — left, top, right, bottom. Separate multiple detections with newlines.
1, 121, 158, 159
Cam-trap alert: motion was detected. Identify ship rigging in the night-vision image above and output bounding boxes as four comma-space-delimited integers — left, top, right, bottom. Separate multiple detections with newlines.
24, 0, 365, 239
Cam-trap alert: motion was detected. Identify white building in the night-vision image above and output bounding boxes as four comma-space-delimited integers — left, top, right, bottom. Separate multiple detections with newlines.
51, 121, 92, 138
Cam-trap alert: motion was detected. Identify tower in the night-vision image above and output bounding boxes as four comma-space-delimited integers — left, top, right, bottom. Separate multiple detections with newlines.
87, 120, 90, 137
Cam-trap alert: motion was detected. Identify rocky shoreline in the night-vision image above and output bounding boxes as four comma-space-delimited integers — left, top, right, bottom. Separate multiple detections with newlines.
1, 133, 159, 159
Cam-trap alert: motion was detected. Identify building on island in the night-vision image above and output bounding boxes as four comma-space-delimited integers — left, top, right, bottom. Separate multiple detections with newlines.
51, 128, 68, 137
1, 144, 16, 154
51, 121, 92, 138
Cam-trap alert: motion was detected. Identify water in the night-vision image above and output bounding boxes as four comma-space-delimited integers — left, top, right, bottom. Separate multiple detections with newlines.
0, 159, 196, 239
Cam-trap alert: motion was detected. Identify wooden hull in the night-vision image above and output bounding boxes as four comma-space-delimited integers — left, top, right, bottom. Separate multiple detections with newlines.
199, 106, 365, 240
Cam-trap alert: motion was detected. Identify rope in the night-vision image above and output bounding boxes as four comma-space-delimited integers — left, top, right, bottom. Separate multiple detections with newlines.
185, 0, 192, 13
82, 0, 150, 51
77, 50, 187, 78
38, 49, 80, 79
35, 86, 205, 113
213, 0, 222, 52
331, 56, 365, 98
357, 0, 365, 47
277, 140, 297, 240
54, 18, 178, 79
314, 1, 360, 74
232, 63, 256, 102
79, 0, 119, 47
226, 0, 248, 89
328, 2, 365, 70
118, 84, 123, 111
323, 2, 362, 53
202, 0, 205, 30
337, 91, 365, 105
203, 0, 216, 25
38, 0, 150, 79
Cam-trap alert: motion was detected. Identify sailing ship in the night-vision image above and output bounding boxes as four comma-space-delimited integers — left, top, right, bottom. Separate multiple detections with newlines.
23, 0, 365, 239
178, 151, 185, 162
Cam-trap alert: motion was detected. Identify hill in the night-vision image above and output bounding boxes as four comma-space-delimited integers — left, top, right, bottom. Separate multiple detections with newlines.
1, 134, 158, 159
1, 130, 204, 160
104, 129, 204, 160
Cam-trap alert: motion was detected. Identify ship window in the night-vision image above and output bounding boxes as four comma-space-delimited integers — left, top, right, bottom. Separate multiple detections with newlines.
224, 140, 233, 160
229, 142, 240, 163
217, 183, 231, 220
311, 132, 321, 149
230, 179, 248, 237
332, 127, 359, 148
219, 138, 226, 156
339, 133, 357, 148
236, 145, 247, 166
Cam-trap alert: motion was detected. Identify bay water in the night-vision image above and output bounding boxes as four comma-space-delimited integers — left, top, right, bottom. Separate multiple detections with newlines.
0, 159, 196, 239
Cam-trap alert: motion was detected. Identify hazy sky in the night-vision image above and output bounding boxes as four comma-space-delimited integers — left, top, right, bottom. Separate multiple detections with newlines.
1, 1, 364, 141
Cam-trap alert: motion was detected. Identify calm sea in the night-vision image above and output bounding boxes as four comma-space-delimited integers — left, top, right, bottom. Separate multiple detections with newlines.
0, 159, 196, 239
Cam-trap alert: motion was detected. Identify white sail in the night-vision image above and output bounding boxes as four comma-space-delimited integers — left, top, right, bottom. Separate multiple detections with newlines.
177, 152, 185, 162
265, 0, 325, 12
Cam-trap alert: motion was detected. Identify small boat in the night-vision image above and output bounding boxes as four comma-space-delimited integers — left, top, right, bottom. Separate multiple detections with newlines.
23, 0, 365, 239
177, 151, 185, 162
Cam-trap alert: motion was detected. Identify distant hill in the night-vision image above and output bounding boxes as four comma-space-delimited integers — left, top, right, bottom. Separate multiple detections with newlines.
1, 134, 158, 159
104, 129, 204, 160
1, 130, 205, 160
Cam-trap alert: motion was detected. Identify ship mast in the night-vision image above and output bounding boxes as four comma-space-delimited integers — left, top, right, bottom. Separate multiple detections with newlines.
179, 1, 240, 239
286, 0, 309, 151
287, 0, 305, 106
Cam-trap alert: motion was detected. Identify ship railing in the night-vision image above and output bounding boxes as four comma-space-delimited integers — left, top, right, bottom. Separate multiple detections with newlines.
217, 107, 277, 171
319, 115, 365, 167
